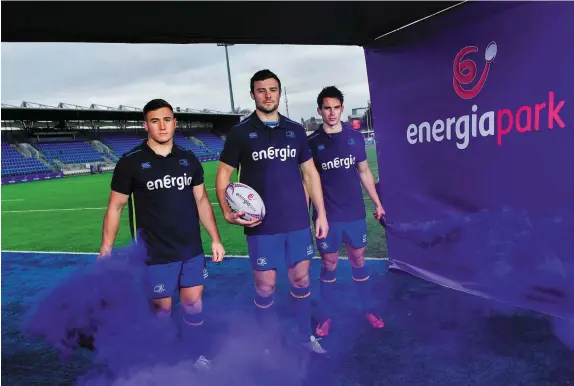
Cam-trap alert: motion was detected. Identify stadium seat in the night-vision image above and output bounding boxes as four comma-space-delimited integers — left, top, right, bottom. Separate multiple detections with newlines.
173, 133, 217, 157
193, 131, 224, 154
100, 135, 145, 158
34, 141, 107, 164
1, 142, 53, 177
98, 132, 225, 161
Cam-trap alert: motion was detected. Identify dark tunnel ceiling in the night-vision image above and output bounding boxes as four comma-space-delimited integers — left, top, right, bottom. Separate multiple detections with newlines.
2, 2, 465, 46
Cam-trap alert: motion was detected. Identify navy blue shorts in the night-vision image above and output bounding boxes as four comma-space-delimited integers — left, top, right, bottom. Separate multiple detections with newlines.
247, 227, 315, 271
144, 254, 208, 299
316, 219, 367, 254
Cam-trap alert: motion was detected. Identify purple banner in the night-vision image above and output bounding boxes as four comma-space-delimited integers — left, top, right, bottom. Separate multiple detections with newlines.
366, 2, 574, 321
1, 172, 64, 185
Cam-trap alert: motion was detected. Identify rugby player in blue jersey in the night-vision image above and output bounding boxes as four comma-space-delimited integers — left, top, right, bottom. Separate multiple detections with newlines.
307, 86, 386, 337
216, 69, 329, 355
99, 99, 225, 370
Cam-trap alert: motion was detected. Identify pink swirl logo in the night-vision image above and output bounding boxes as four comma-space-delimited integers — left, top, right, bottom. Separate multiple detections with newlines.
453, 41, 497, 99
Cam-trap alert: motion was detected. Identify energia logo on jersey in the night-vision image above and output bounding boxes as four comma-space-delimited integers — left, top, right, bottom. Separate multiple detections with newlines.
252, 146, 297, 161
321, 154, 356, 171
146, 174, 193, 191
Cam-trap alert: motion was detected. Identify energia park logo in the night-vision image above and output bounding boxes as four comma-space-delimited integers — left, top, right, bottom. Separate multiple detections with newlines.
406, 41, 566, 150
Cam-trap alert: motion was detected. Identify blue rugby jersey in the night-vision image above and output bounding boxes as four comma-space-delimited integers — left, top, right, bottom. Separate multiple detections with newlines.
307, 127, 368, 222
219, 112, 313, 236
110, 141, 205, 264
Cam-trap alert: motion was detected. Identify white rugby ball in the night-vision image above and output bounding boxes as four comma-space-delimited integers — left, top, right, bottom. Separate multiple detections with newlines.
225, 182, 266, 222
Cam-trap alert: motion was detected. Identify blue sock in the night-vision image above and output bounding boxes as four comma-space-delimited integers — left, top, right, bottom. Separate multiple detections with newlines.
254, 292, 276, 330
291, 286, 312, 341
352, 266, 374, 313
318, 268, 337, 322
181, 311, 205, 358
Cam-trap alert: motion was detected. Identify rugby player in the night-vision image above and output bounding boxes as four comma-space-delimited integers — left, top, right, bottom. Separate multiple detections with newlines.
215, 69, 329, 355
98, 99, 225, 370
307, 86, 385, 337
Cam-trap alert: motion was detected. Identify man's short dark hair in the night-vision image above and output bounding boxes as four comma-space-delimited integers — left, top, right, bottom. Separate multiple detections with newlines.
143, 99, 174, 120
317, 86, 344, 109
250, 69, 281, 93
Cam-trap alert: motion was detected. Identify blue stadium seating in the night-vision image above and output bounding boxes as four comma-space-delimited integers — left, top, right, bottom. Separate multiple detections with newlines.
1, 142, 53, 177
1, 132, 225, 178
99, 132, 224, 161
100, 135, 145, 157
194, 131, 224, 154
173, 133, 216, 157
35, 141, 106, 164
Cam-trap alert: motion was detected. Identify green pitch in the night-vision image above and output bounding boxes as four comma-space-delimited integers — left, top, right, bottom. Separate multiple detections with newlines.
1, 147, 387, 257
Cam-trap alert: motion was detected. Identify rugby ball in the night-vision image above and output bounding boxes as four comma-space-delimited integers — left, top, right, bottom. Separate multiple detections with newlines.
225, 182, 266, 222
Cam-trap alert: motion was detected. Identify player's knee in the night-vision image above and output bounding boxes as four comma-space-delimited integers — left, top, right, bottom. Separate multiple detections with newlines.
180, 286, 203, 312
181, 296, 202, 308
320, 252, 339, 271
290, 273, 310, 289
350, 256, 365, 269
254, 269, 277, 297
151, 297, 172, 315
255, 282, 275, 297
322, 258, 338, 271
348, 247, 366, 268
255, 277, 275, 296
287, 259, 311, 288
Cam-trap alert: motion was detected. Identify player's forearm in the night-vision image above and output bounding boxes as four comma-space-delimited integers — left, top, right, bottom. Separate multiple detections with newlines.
303, 181, 310, 211
197, 196, 222, 243
215, 168, 233, 217
360, 169, 382, 207
304, 170, 327, 217
215, 184, 232, 218
100, 208, 122, 253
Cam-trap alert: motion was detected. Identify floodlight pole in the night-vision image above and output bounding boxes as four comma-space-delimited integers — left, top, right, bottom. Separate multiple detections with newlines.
217, 43, 235, 112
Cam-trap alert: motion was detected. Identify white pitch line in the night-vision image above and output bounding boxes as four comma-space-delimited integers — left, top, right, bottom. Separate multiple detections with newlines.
2, 204, 221, 214
1, 199, 26, 202
0, 250, 388, 261
2, 207, 107, 214
1, 250, 99, 255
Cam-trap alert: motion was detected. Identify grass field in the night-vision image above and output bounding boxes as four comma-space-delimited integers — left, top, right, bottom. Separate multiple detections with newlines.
1, 146, 387, 257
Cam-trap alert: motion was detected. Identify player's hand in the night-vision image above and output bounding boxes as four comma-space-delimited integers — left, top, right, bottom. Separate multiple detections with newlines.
211, 242, 225, 263
224, 211, 261, 228
315, 214, 329, 239
373, 204, 385, 221
97, 246, 112, 261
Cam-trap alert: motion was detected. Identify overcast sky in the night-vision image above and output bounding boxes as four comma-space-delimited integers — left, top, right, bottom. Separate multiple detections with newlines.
1, 43, 371, 123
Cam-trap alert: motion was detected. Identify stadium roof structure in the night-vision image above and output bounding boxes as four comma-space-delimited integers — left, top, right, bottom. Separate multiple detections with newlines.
1, 101, 242, 123
2, 2, 466, 47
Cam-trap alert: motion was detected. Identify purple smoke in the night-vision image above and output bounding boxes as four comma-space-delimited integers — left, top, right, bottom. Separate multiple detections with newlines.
21, 242, 331, 386
375, 182, 574, 352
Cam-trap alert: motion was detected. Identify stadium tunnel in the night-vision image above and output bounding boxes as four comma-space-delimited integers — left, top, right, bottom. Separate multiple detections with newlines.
3, 0, 573, 329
